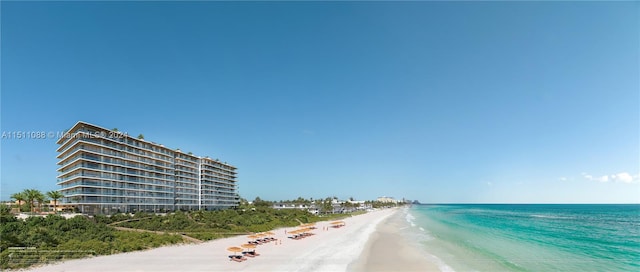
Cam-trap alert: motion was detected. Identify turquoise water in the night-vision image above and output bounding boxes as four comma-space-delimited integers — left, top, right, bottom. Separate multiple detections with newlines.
406, 204, 640, 272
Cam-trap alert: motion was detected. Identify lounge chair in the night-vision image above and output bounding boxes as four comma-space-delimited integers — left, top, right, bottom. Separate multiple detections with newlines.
243, 251, 256, 258
228, 255, 246, 262
244, 251, 260, 257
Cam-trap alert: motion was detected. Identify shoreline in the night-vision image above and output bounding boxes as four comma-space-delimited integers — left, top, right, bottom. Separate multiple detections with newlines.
349, 207, 441, 272
23, 208, 397, 272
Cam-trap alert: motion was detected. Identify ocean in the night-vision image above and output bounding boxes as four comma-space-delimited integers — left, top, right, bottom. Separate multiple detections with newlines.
404, 204, 640, 272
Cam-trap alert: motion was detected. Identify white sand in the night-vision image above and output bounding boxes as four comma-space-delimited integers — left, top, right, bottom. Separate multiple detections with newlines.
349, 207, 442, 272
24, 209, 396, 272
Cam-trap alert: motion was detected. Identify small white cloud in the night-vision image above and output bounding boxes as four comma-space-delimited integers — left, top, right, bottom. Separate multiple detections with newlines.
582, 172, 639, 184
612, 172, 635, 184
487, 182, 493, 186
582, 173, 608, 182
558, 177, 568, 181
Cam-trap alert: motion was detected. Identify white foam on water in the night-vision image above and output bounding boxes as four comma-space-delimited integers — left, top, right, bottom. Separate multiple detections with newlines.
426, 253, 456, 272
530, 214, 574, 220
405, 208, 455, 272
406, 211, 418, 227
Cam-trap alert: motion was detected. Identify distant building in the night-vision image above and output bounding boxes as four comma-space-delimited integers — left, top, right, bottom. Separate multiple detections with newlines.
56, 121, 239, 215
272, 203, 319, 214
7, 200, 25, 214
48, 200, 75, 213
376, 196, 399, 203
347, 200, 366, 206
272, 199, 372, 215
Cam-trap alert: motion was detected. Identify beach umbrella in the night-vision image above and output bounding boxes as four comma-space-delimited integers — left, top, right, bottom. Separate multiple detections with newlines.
303, 224, 316, 229
241, 243, 260, 256
241, 244, 257, 249
263, 231, 276, 240
227, 247, 243, 256
227, 246, 243, 252
298, 227, 312, 234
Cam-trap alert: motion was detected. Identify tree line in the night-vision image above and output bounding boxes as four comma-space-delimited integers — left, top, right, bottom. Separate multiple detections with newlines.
249, 196, 405, 214
9, 189, 64, 213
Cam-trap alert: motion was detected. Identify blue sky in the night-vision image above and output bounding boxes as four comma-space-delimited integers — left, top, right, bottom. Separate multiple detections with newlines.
1, 1, 638, 203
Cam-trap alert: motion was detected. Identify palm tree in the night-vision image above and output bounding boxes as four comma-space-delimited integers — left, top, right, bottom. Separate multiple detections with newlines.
10, 192, 26, 211
36, 193, 48, 212
23, 189, 37, 213
23, 189, 45, 213
46, 191, 64, 213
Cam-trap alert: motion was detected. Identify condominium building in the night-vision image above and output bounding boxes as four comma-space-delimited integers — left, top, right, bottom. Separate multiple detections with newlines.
56, 121, 239, 215
376, 196, 400, 203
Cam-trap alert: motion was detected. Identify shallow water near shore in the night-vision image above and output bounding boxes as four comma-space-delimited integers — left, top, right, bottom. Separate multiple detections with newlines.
405, 204, 640, 272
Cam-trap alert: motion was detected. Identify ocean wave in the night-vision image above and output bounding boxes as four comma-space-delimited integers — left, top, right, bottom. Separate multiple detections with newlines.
406, 212, 416, 228
530, 214, 574, 220
419, 247, 455, 272
431, 254, 456, 272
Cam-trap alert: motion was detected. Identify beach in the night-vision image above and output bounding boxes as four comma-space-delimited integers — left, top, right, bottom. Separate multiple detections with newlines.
349, 208, 441, 272
24, 208, 427, 272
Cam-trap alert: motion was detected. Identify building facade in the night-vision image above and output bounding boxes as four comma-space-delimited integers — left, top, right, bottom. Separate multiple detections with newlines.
376, 196, 400, 203
56, 121, 239, 214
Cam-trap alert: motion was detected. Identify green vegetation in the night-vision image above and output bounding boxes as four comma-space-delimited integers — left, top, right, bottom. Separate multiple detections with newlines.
9, 192, 27, 212
10, 189, 48, 213
108, 208, 345, 240
0, 205, 182, 270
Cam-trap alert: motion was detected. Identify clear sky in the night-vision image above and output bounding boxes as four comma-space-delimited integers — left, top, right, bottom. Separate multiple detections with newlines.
1, 1, 638, 203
